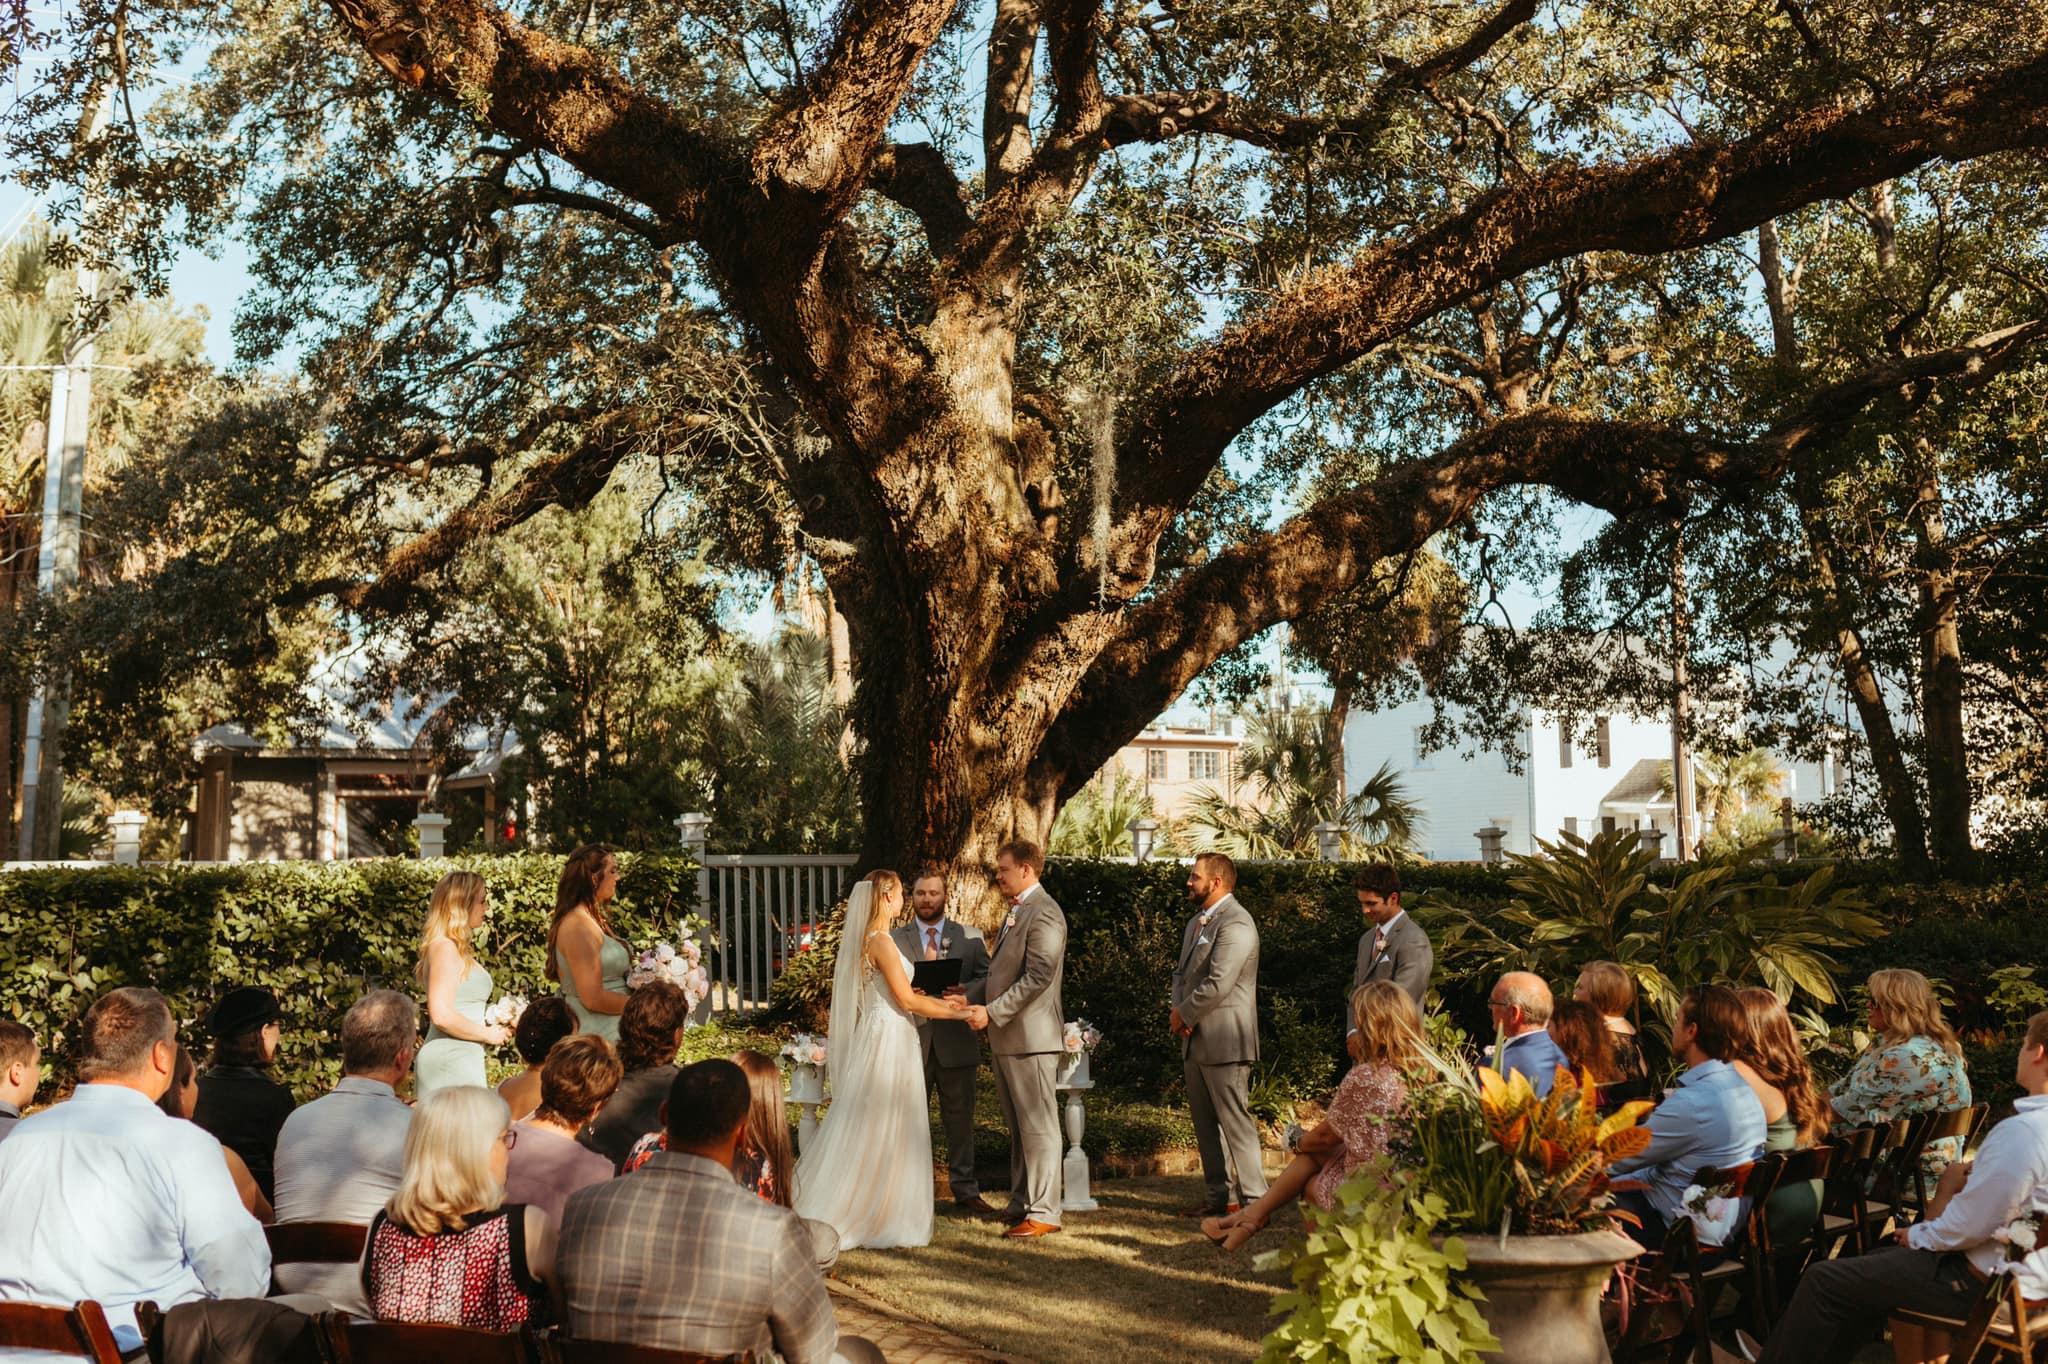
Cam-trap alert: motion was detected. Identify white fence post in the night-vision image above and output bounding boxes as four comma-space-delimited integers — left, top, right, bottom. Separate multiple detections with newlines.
1313, 821, 1344, 862
1475, 825, 1506, 866
1127, 818, 1159, 861
109, 810, 146, 866
413, 811, 449, 859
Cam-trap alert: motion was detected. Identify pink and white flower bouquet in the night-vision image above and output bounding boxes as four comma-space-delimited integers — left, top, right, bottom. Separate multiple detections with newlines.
1062, 1019, 1102, 1055
626, 917, 711, 1014
779, 1033, 829, 1068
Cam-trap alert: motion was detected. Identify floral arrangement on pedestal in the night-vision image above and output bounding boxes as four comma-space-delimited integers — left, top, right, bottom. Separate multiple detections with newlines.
779, 1033, 830, 1068
780, 1033, 829, 1110
625, 916, 711, 1015
1058, 1018, 1102, 1085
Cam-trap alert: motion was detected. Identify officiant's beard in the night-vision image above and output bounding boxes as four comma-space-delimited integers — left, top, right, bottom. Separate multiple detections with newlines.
911, 896, 947, 924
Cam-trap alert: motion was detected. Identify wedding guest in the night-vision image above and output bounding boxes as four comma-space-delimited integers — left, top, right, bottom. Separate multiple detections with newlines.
555, 1060, 869, 1363
549, 844, 631, 1041
1734, 987, 1831, 1244
1547, 1000, 1621, 1105
890, 865, 992, 1214
1755, 1010, 2048, 1364
364, 1086, 552, 1331
272, 989, 419, 1312
159, 1043, 272, 1221
0, 1018, 37, 1146
1349, 864, 1431, 1008
1830, 968, 1972, 1183
1609, 984, 1768, 1248
416, 870, 511, 1098
731, 1050, 795, 1206
192, 985, 297, 1202
1204, 981, 1423, 1251
582, 978, 688, 1167
1170, 852, 1265, 1221
498, 996, 577, 1121
1483, 972, 1569, 1097
0, 987, 269, 1352
1575, 960, 1650, 1103
507, 1034, 622, 1225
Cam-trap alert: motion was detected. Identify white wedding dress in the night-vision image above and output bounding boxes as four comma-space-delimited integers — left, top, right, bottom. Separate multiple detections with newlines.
792, 886, 935, 1249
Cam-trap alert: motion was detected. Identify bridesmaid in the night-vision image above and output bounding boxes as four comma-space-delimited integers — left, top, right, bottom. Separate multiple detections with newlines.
415, 870, 510, 1097
548, 845, 631, 1042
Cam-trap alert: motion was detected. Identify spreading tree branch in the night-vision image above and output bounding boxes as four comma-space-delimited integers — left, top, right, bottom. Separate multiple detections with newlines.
867, 142, 972, 254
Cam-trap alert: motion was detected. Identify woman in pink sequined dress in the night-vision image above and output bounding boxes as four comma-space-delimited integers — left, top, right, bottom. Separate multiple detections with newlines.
1202, 980, 1422, 1251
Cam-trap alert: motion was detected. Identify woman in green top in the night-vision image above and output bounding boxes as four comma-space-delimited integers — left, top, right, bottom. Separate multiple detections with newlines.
416, 870, 512, 1097
548, 845, 631, 1041
1734, 987, 1832, 1245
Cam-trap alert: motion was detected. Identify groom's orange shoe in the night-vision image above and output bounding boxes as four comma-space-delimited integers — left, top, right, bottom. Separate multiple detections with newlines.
1004, 1219, 1060, 1238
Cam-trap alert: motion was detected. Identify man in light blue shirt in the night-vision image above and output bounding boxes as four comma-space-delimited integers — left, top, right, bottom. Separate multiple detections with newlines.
1609, 983, 1767, 1248
0, 987, 271, 1356
1483, 972, 1570, 1097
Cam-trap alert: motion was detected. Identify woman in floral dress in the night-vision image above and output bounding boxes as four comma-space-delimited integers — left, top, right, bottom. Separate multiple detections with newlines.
1830, 969, 1973, 1182
1201, 981, 1422, 1251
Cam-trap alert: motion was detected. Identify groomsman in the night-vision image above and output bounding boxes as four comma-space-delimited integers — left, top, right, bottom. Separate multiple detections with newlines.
1349, 863, 1432, 1009
892, 866, 996, 1217
1170, 853, 1266, 1218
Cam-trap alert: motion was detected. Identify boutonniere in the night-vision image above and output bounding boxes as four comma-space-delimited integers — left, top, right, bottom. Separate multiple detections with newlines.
1002, 911, 1018, 932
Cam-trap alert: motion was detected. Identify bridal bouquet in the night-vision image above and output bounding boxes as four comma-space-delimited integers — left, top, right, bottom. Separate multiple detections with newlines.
780, 1033, 829, 1067
1062, 1019, 1103, 1055
627, 918, 711, 1013
482, 994, 528, 1032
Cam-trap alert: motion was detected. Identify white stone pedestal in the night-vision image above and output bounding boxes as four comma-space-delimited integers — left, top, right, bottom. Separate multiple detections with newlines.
788, 1061, 825, 1153
1056, 1052, 1099, 1212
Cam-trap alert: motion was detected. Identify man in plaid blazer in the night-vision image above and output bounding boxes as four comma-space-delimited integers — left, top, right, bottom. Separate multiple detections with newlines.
555, 1061, 872, 1363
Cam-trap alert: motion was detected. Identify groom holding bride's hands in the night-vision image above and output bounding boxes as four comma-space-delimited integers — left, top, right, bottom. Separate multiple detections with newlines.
947, 839, 1068, 1240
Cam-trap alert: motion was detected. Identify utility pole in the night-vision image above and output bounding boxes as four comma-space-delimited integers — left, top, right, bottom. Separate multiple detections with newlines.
1669, 522, 1698, 861
18, 81, 113, 861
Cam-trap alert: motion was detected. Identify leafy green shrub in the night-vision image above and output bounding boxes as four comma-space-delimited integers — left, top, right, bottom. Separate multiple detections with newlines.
0, 853, 697, 1101
1256, 1162, 1500, 1364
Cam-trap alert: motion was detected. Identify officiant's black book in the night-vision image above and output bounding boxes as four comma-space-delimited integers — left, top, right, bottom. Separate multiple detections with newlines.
912, 957, 964, 994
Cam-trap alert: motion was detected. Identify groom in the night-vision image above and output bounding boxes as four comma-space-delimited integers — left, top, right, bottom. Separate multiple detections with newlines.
960, 839, 1067, 1239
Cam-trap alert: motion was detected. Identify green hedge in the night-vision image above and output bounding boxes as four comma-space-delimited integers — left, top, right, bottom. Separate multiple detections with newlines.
0, 853, 697, 1101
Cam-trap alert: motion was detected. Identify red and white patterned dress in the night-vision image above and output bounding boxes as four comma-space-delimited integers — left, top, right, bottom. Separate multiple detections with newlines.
362, 1205, 548, 1330
1306, 1061, 1409, 1211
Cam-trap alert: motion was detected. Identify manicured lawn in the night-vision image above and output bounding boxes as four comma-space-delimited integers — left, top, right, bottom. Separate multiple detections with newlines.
833, 1175, 1303, 1364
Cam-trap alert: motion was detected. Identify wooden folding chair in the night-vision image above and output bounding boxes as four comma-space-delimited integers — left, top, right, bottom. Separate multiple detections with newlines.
1752, 1144, 1835, 1327
1891, 1211, 2048, 1363
1855, 1114, 1930, 1251
1819, 1126, 1883, 1257
544, 1339, 750, 1364
1613, 1159, 1776, 1364
265, 1221, 369, 1294
0, 1299, 131, 1363
1905, 1104, 1992, 1221
322, 1315, 540, 1363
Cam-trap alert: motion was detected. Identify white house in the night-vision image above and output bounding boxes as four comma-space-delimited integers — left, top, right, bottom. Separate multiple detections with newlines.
1344, 696, 1842, 861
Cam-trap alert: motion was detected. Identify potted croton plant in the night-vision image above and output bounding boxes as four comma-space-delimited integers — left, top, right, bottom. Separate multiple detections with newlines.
1260, 1060, 1653, 1364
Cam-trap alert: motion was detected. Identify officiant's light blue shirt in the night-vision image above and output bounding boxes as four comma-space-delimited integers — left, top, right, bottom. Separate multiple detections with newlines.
0, 1083, 271, 1356
1608, 1058, 1768, 1221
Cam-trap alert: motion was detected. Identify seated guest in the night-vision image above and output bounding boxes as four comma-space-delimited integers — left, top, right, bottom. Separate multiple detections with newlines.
273, 989, 419, 1312
582, 979, 688, 1168
1575, 961, 1650, 1103
0, 1018, 38, 1146
1734, 987, 1830, 1244
555, 1060, 870, 1363
1756, 1010, 2048, 1364
507, 1035, 622, 1224
1609, 983, 1768, 1248
1547, 1000, 1622, 1106
1830, 968, 1972, 1185
731, 1050, 795, 1206
498, 996, 577, 1121
159, 1042, 273, 1221
1205, 981, 1423, 1251
364, 1086, 552, 1330
0, 987, 269, 1350
1484, 972, 1569, 1097
193, 985, 298, 1203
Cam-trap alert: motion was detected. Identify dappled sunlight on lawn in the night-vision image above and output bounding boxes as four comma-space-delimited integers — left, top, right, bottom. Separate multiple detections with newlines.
834, 1176, 1306, 1364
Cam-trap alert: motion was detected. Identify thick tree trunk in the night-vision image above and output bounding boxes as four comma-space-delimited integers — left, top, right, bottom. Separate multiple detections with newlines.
1908, 460, 1978, 878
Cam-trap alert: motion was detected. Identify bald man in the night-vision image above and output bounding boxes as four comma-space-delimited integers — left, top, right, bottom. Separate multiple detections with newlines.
1481, 972, 1569, 1097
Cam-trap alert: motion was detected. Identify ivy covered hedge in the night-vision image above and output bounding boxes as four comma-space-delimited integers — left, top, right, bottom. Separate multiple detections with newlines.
0, 853, 697, 1101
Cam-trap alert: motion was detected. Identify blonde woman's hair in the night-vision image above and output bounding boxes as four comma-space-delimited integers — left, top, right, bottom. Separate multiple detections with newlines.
1868, 969, 1963, 1058
416, 871, 486, 985
386, 1086, 509, 1235
1349, 980, 1425, 1070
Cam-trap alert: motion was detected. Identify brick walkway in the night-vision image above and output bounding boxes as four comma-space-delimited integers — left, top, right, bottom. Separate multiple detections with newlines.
829, 1280, 1010, 1363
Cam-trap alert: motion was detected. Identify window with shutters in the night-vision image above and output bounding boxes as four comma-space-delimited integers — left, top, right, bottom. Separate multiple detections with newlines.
1146, 749, 1167, 780
1189, 750, 1221, 781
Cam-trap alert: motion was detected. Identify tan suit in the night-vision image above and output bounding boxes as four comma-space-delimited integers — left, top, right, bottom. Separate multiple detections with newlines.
965, 882, 1066, 1224
1171, 894, 1265, 1208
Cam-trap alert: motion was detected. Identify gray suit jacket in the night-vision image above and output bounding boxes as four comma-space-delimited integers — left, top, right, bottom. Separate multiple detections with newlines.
1170, 894, 1260, 1066
1351, 910, 1433, 1005
966, 881, 1066, 1056
556, 1151, 838, 1364
892, 917, 990, 1069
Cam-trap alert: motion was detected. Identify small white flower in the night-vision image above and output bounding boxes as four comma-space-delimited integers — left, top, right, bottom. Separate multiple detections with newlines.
655, 942, 677, 963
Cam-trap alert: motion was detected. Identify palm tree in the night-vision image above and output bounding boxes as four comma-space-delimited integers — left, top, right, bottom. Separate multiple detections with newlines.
1049, 768, 1158, 857
1184, 701, 1422, 860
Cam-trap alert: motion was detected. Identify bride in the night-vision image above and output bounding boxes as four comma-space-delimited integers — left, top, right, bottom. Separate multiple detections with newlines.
793, 869, 972, 1248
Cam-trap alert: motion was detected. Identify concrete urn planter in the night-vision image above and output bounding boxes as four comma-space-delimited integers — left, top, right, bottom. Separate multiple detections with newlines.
1452, 1227, 1641, 1364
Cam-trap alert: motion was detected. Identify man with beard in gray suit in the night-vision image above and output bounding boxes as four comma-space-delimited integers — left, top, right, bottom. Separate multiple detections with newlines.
892, 866, 996, 1217
960, 840, 1067, 1239
1170, 852, 1266, 1218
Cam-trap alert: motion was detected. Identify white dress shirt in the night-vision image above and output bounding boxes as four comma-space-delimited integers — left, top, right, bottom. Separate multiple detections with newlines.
0, 1083, 270, 1354
1907, 1093, 2048, 1299
272, 1076, 415, 1312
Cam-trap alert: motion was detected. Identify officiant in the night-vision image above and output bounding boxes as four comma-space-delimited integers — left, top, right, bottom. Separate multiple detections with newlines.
894, 866, 997, 1217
